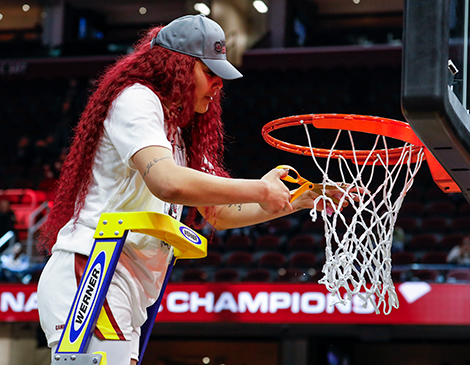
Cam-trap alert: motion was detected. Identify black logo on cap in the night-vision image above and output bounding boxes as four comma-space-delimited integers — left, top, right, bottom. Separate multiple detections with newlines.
214, 40, 226, 54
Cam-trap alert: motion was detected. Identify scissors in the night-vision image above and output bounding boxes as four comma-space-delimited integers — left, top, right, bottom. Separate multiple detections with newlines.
276, 165, 343, 203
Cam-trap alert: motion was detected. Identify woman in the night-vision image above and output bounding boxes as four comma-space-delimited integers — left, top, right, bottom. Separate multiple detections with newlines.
37, 15, 331, 365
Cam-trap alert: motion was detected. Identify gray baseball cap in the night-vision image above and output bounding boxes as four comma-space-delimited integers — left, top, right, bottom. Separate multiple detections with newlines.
150, 14, 243, 80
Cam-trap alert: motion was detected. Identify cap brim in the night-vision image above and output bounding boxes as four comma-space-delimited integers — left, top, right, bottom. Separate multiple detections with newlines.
202, 59, 243, 80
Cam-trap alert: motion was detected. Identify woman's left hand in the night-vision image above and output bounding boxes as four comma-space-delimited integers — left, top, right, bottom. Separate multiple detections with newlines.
286, 185, 361, 214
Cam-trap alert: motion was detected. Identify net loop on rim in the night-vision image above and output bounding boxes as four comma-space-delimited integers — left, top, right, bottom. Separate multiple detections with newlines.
262, 114, 425, 165
263, 114, 427, 314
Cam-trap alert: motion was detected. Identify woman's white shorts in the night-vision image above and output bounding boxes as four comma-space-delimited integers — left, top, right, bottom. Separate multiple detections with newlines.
38, 250, 141, 362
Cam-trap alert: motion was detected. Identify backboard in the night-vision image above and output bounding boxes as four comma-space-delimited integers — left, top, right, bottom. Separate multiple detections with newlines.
402, 0, 470, 202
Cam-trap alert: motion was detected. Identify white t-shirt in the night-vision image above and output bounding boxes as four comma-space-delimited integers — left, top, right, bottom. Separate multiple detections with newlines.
54, 83, 186, 254
51, 83, 186, 311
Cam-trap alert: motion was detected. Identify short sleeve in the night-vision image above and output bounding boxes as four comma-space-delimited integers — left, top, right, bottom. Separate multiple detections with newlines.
104, 84, 171, 169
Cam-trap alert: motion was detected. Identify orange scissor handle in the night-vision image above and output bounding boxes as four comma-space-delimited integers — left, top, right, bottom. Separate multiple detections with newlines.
276, 165, 342, 203
276, 165, 308, 184
276, 165, 321, 202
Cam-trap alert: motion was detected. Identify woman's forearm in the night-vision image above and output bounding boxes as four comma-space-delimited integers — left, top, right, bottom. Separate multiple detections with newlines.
132, 146, 292, 214
204, 202, 298, 231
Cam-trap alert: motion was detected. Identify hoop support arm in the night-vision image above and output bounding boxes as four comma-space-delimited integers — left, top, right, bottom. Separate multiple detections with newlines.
424, 149, 460, 192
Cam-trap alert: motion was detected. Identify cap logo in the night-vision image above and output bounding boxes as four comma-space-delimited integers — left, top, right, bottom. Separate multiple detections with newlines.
214, 40, 226, 54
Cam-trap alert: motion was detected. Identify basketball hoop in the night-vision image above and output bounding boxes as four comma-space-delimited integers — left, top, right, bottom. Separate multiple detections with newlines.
262, 114, 447, 314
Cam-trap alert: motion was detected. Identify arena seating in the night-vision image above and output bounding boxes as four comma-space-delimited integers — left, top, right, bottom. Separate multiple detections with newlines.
1, 65, 470, 284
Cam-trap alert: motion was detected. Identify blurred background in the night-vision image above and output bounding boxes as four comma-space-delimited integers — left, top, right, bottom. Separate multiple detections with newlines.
1, 1, 470, 365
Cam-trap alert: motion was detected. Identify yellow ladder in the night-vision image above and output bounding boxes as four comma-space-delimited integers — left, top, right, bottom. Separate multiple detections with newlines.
52, 212, 207, 364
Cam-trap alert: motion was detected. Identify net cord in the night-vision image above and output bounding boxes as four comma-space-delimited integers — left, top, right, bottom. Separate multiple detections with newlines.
300, 121, 426, 314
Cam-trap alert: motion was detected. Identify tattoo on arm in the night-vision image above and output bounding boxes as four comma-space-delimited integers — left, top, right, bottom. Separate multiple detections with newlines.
228, 204, 242, 211
142, 156, 171, 178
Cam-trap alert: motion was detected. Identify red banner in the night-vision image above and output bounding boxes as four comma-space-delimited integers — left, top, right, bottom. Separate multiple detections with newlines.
0, 284, 38, 322
1, 282, 469, 325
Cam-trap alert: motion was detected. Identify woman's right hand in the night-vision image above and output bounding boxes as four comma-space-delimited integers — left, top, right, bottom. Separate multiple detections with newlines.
258, 168, 293, 215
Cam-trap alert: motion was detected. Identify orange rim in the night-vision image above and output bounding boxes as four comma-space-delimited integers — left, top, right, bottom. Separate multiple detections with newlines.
262, 114, 426, 165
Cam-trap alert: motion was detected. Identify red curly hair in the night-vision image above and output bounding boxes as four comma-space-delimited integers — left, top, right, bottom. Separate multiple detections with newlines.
39, 25, 230, 254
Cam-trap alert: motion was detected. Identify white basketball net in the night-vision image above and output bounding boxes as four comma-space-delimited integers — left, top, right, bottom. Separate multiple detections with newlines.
303, 123, 426, 314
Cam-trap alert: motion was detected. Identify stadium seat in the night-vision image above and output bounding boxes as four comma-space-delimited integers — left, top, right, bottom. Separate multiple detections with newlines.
427, 201, 456, 218
391, 270, 406, 282
450, 217, 470, 234
287, 234, 318, 252
195, 252, 222, 268
0, 189, 47, 205
173, 257, 193, 268
407, 234, 438, 251
411, 269, 439, 282
301, 218, 324, 234
244, 268, 272, 282
265, 217, 292, 234
420, 217, 449, 234
395, 217, 421, 234
181, 268, 208, 282
225, 252, 254, 269
399, 202, 426, 218
424, 185, 450, 203
288, 252, 317, 269
405, 186, 424, 202
12, 206, 36, 241
254, 234, 282, 252
457, 202, 470, 216
208, 234, 222, 251
317, 236, 327, 251
439, 234, 465, 250
391, 251, 415, 265
224, 234, 252, 251
421, 251, 448, 264
446, 269, 470, 282
214, 268, 239, 282
169, 267, 183, 282
257, 252, 286, 270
